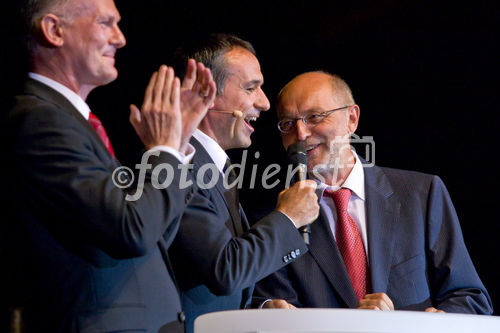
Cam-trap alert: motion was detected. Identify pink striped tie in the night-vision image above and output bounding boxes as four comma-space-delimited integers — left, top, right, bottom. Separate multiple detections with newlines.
88, 112, 115, 158
324, 188, 369, 301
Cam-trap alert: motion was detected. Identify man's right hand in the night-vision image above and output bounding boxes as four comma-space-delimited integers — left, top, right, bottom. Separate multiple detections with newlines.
276, 180, 319, 228
130, 65, 182, 151
129, 61, 216, 153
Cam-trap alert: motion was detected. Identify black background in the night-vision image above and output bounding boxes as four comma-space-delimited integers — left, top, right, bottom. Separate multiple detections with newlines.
2, 0, 499, 315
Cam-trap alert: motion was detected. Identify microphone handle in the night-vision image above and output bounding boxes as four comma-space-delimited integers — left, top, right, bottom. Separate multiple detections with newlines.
299, 225, 310, 244
294, 163, 310, 245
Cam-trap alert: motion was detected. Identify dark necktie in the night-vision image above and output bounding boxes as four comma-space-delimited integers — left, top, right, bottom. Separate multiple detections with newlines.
223, 159, 243, 235
88, 112, 115, 158
324, 188, 369, 301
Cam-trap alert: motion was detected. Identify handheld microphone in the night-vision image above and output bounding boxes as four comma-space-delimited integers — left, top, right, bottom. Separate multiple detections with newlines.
210, 109, 243, 117
287, 142, 310, 245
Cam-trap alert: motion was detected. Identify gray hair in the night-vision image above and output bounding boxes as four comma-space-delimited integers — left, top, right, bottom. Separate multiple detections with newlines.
323, 71, 356, 106
21, 0, 80, 54
175, 33, 256, 95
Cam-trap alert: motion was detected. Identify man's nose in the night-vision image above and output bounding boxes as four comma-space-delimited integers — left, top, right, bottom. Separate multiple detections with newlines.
295, 119, 311, 141
255, 88, 270, 111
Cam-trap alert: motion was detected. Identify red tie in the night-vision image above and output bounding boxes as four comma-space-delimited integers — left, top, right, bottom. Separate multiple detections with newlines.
88, 112, 115, 158
324, 188, 369, 301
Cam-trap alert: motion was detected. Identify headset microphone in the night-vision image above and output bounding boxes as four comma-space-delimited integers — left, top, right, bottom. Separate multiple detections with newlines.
210, 110, 243, 117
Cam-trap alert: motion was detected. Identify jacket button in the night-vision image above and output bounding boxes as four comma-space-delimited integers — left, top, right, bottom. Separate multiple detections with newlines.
291, 250, 297, 259
178, 311, 186, 323
283, 256, 289, 263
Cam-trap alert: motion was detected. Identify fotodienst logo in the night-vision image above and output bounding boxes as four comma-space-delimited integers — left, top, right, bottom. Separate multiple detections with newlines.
113, 134, 375, 201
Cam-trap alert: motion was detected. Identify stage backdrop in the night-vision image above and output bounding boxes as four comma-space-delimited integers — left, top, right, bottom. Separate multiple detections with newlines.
1, 0, 498, 315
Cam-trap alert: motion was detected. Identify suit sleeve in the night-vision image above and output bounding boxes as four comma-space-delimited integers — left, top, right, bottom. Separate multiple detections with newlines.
170, 188, 308, 296
12, 103, 196, 259
252, 265, 303, 308
426, 176, 492, 314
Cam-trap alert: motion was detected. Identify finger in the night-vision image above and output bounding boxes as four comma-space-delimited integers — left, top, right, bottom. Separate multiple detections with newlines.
153, 65, 168, 110
129, 104, 141, 123
425, 307, 444, 313
364, 293, 394, 310
202, 68, 216, 101
295, 179, 317, 190
358, 305, 381, 310
362, 299, 390, 311
383, 294, 394, 310
162, 67, 174, 108
266, 300, 290, 309
304, 179, 318, 189
199, 64, 213, 98
182, 59, 197, 89
204, 80, 217, 106
171, 77, 180, 107
192, 62, 206, 94
198, 62, 209, 87
129, 104, 142, 134
142, 71, 158, 111
287, 303, 297, 309
358, 298, 383, 311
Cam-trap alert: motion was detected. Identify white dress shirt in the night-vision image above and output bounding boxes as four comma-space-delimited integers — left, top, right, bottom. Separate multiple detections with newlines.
192, 129, 228, 174
315, 152, 369, 258
29, 72, 91, 119
28, 72, 193, 163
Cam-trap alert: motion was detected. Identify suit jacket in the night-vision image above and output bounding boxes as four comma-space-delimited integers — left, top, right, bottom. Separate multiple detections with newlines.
254, 164, 492, 314
169, 138, 308, 333
3, 79, 197, 332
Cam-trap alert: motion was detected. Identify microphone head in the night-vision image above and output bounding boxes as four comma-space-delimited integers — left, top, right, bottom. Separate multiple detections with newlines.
287, 142, 307, 165
232, 110, 243, 117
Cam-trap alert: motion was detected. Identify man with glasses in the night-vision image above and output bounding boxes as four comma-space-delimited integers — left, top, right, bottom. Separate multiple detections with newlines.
254, 71, 492, 314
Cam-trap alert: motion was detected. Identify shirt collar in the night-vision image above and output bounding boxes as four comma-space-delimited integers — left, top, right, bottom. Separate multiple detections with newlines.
28, 72, 91, 120
315, 151, 365, 201
193, 129, 229, 174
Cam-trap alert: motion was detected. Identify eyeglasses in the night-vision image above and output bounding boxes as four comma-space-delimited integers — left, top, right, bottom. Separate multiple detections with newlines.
277, 105, 350, 133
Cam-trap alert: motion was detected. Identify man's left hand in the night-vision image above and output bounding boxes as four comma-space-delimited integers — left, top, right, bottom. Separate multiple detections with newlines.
425, 307, 445, 313
357, 293, 394, 311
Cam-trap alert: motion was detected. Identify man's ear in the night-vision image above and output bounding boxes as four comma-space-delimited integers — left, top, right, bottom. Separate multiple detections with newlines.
347, 104, 360, 134
39, 13, 65, 47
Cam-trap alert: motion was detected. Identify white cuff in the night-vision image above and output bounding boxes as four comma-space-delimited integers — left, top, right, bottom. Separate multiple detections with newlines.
147, 144, 196, 164
259, 299, 273, 309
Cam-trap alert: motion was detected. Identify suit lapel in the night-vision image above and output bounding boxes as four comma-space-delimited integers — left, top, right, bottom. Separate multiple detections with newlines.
190, 138, 242, 235
308, 209, 359, 308
23, 78, 115, 160
364, 165, 400, 293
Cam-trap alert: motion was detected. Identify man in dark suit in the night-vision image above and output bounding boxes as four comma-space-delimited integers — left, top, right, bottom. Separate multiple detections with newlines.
169, 34, 320, 333
254, 71, 493, 314
3, 0, 216, 332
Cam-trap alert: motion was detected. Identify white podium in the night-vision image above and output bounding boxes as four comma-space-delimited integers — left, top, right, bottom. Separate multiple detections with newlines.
194, 309, 500, 333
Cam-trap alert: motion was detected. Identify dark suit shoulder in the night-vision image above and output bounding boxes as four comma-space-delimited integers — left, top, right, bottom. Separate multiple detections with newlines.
376, 165, 442, 195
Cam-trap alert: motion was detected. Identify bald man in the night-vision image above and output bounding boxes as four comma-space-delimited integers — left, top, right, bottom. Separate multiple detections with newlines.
254, 71, 492, 314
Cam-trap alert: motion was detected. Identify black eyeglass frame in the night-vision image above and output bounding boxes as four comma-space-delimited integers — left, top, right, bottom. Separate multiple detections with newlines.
277, 105, 351, 133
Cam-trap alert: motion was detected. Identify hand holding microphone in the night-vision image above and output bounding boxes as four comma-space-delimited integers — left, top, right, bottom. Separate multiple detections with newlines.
276, 179, 319, 238
276, 142, 319, 244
